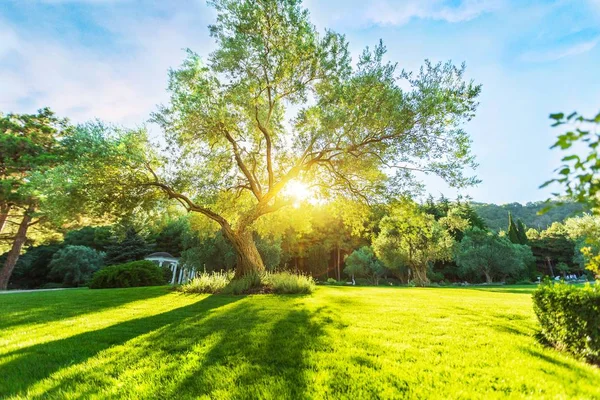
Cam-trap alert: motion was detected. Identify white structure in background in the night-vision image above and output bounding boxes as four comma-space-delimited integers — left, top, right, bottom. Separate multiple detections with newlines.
144, 252, 196, 285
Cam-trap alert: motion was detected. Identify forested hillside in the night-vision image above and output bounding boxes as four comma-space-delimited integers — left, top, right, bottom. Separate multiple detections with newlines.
472, 201, 584, 231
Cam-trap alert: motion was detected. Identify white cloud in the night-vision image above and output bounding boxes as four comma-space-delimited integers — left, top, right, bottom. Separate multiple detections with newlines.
365, 0, 503, 25
0, 4, 214, 125
306, 0, 503, 28
520, 37, 600, 63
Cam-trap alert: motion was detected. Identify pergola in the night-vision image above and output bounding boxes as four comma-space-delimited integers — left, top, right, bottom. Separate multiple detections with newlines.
144, 252, 196, 285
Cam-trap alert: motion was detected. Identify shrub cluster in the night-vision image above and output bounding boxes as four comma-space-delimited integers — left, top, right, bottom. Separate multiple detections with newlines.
177, 271, 315, 295
177, 271, 233, 294
532, 282, 600, 363
89, 261, 168, 289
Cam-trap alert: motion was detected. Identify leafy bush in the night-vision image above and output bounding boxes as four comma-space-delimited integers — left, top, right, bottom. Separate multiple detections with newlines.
48, 245, 105, 286
532, 282, 600, 363
89, 261, 168, 289
178, 271, 315, 295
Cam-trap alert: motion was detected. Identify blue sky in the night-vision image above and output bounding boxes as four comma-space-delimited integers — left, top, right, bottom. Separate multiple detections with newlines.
1, 0, 599, 204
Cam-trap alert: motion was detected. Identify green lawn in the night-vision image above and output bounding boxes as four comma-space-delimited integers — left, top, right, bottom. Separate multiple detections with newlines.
1, 286, 599, 399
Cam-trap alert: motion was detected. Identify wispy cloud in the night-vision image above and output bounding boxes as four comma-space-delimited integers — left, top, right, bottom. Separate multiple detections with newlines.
0, 3, 213, 124
306, 0, 503, 28
520, 33, 600, 63
365, 0, 503, 25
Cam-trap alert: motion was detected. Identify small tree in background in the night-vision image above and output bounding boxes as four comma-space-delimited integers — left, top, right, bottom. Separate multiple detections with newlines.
105, 228, 153, 266
373, 200, 454, 286
344, 246, 386, 285
48, 245, 105, 286
455, 228, 532, 283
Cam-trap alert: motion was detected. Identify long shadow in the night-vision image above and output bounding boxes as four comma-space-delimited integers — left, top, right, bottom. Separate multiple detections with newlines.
0, 286, 172, 331
165, 304, 332, 399
0, 294, 242, 398
1, 294, 333, 399
467, 287, 538, 294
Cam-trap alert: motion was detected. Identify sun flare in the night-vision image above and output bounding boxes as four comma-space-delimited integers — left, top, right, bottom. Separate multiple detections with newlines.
284, 180, 312, 203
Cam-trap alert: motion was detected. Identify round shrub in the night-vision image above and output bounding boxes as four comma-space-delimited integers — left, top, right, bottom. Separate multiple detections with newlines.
89, 261, 168, 289
533, 282, 600, 364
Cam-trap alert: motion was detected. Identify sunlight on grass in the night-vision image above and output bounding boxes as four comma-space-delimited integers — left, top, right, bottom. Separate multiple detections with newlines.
1, 286, 600, 399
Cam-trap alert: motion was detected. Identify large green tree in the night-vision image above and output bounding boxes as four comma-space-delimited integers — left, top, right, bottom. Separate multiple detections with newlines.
455, 228, 533, 283
128, 0, 480, 277
0, 109, 73, 289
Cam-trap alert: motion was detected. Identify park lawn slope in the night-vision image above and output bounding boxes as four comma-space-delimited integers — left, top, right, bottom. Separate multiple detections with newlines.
1, 286, 599, 399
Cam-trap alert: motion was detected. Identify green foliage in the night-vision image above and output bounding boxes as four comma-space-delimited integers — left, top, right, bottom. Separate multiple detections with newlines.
255, 235, 282, 270
178, 271, 315, 295
455, 228, 533, 283
89, 261, 167, 289
373, 200, 453, 286
7, 243, 62, 289
180, 230, 236, 272
0, 108, 71, 209
344, 246, 386, 285
63, 226, 114, 252
48, 245, 105, 287
104, 228, 153, 266
516, 219, 528, 245
178, 271, 233, 294
507, 212, 520, 244
152, 218, 190, 257
472, 201, 583, 231
542, 110, 600, 208
262, 271, 315, 294
533, 282, 600, 364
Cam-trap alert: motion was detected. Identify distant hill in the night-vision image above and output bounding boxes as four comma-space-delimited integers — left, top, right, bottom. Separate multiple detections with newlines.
471, 201, 585, 232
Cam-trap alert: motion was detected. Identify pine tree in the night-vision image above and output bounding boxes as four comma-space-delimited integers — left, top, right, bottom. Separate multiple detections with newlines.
507, 212, 520, 244
105, 228, 153, 266
516, 219, 528, 245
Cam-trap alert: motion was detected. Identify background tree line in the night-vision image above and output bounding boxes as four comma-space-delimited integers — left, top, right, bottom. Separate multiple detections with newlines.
3, 192, 595, 289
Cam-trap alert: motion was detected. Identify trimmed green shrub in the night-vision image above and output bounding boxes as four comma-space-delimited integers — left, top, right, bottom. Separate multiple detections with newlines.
178, 271, 315, 295
89, 261, 168, 289
532, 282, 600, 363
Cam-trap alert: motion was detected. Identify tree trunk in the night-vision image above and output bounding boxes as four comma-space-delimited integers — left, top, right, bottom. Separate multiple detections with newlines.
484, 271, 492, 284
336, 245, 341, 281
0, 205, 33, 290
0, 203, 11, 234
223, 228, 265, 278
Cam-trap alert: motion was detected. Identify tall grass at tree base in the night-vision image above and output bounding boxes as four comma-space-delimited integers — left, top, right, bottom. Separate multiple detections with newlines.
177, 271, 315, 295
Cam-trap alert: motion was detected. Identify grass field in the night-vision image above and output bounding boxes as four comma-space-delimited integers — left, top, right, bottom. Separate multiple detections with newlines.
1, 285, 599, 399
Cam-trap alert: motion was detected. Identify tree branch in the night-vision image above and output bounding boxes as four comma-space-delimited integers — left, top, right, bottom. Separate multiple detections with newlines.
223, 130, 263, 200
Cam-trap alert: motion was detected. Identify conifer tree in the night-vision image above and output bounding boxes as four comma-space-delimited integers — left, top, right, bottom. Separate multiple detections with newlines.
104, 228, 153, 266
507, 212, 520, 244
516, 219, 528, 245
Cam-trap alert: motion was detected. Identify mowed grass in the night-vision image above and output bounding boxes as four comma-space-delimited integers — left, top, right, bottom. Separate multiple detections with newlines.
1, 286, 599, 399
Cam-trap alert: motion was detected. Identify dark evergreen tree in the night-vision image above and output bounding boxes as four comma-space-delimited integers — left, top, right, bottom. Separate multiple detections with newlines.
507, 212, 520, 244
64, 226, 114, 252
152, 218, 190, 257
104, 228, 153, 266
516, 219, 528, 245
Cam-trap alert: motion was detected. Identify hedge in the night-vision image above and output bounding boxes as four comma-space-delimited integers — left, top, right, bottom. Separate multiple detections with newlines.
89, 260, 168, 289
532, 282, 600, 364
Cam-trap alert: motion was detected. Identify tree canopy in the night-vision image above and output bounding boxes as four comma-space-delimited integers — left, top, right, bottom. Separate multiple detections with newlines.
96, 0, 482, 277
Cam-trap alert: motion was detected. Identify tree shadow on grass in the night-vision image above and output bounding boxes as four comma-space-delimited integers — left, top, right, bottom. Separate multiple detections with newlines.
519, 346, 597, 379
0, 286, 172, 331
467, 287, 537, 295
1, 294, 333, 399
0, 294, 242, 398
